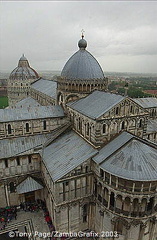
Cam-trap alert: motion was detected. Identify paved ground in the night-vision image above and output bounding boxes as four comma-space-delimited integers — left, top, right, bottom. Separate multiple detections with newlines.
0, 210, 50, 240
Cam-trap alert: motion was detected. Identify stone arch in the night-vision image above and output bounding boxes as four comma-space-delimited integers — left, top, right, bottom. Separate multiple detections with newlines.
79, 84, 82, 92
75, 83, 78, 91
110, 192, 115, 209
132, 198, 139, 212
123, 196, 131, 212
121, 121, 125, 130
116, 195, 123, 211
57, 92, 64, 105
141, 198, 147, 213
104, 187, 109, 202
146, 197, 154, 212
65, 94, 79, 103
139, 118, 143, 128
83, 83, 86, 91
9, 182, 16, 193
110, 121, 118, 134
130, 118, 136, 127
71, 83, 75, 91
87, 84, 90, 92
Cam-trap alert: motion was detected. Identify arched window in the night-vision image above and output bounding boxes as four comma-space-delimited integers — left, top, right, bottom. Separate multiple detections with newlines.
8, 124, 12, 134
86, 123, 90, 136
28, 155, 32, 164
5, 159, 8, 168
43, 120, 47, 130
16, 157, 20, 166
116, 107, 119, 115
83, 204, 88, 222
26, 123, 29, 132
130, 105, 133, 113
83, 84, 86, 91
139, 119, 142, 128
78, 118, 81, 131
110, 192, 115, 208
103, 124, 106, 134
121, 121, 125, 130
147, 197, 154, 211
10, 182, 16, 193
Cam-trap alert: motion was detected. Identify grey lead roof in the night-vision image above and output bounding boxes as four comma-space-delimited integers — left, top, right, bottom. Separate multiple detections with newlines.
146, 119, 157, 133
0, 105, 64, 122
43, 130, 98, 182
17, 177, 43, 194
61, 49, 104, 80
93, 132, 157, 181
67, 91, 125, 119
93, 132, 133, 164
31, 78, 57, 99
133, 98, 157, 108
14, 97, 41, 108
0, 132, 57, 159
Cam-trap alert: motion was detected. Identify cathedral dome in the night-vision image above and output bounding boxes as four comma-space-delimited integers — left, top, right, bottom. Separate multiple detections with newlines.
9, 54, 39, 80
61, 36, 104, 80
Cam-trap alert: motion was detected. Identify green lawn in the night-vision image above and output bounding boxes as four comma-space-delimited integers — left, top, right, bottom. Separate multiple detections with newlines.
0, 96, 8, 108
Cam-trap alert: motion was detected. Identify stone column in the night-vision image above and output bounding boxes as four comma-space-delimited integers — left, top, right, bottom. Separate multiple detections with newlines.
116, 177, 118, 188
129, 200, 133, 217
141, 184, 144, 192
107, 191, 111, 209
109, 174, 112, 186
138, 223, 147, 240
114, 194, 117, 212
132, 182, 135, 192
101, 187, 104, 204
4, 182, 10, 206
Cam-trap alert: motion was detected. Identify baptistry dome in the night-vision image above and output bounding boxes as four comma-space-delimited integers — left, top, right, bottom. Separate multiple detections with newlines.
9, 54, 39, 80
61, 36, 104, 81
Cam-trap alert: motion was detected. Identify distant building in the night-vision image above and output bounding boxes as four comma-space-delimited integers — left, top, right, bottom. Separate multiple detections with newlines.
143, 90, 157, 97
7, 54, 39, 106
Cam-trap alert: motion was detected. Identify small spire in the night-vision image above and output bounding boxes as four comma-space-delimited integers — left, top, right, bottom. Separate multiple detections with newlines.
22, 53, 25, 57
81, 29, 85, 39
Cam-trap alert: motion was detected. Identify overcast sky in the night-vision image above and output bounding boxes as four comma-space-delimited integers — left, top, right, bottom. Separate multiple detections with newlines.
0, 1, 157, 74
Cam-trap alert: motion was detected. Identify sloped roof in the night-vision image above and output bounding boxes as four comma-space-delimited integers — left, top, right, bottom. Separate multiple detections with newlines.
93, 132, 157, 181
14, 97, 40, 108
133, 98, 157, 108
17, 177, 43, 194
31, 78, 57, 99
43, 130, 98, 182
146, 119, 157, 133
0, 132, 58, 159
0, 105, 64, 122
67, 91, 125, 119
93, 132, 133, 164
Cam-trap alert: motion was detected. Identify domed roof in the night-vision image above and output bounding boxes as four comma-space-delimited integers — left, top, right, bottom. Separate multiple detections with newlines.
10, 54, 39, 80
61, 36, 104, 81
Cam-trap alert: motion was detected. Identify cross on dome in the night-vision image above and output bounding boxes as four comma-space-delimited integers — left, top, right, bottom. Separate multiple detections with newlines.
81, 29, 85, 39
